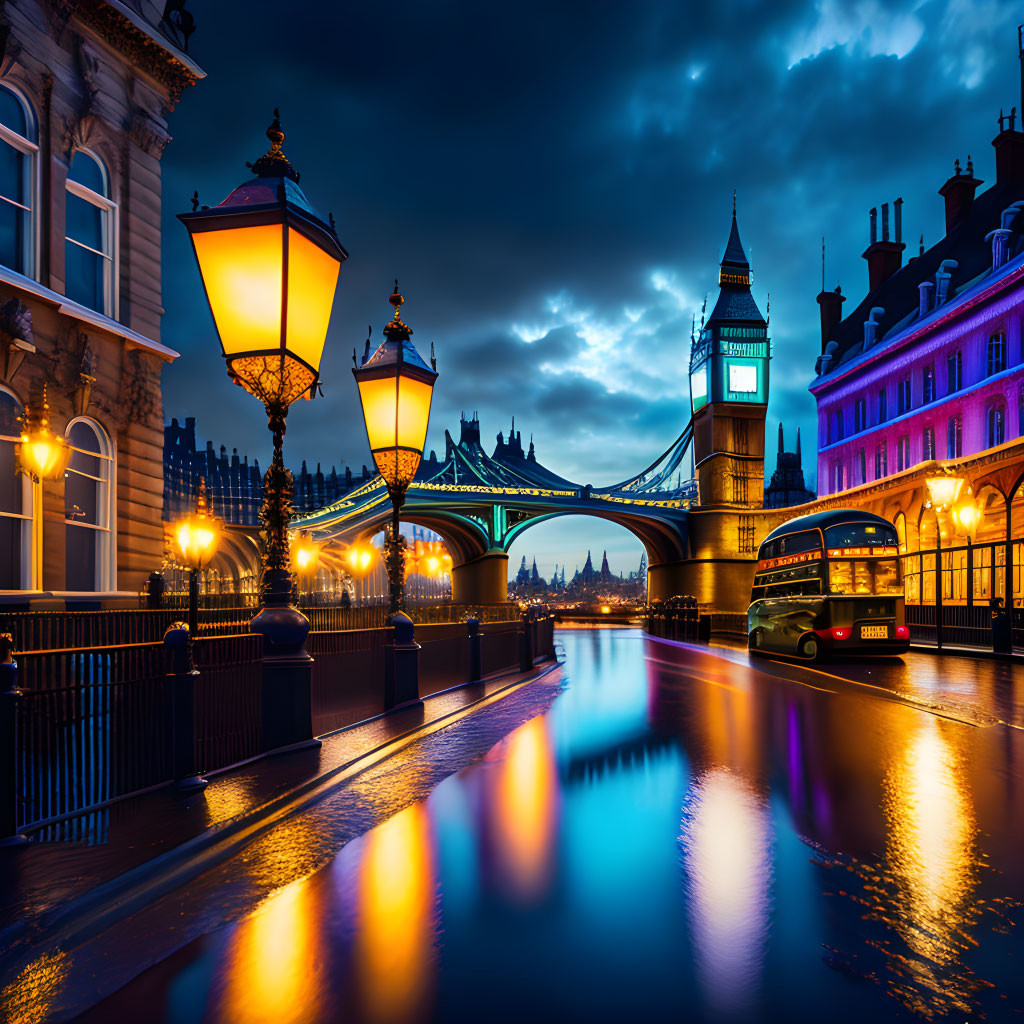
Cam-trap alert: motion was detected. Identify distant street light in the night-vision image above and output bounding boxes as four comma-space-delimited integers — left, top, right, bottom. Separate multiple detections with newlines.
353, 285, 438, 614
179, 111, 346, 654
173, 478, 223, 636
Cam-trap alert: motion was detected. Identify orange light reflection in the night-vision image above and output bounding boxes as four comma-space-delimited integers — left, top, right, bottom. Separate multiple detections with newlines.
354, 802, 437, 1024
487, 715, 558, 903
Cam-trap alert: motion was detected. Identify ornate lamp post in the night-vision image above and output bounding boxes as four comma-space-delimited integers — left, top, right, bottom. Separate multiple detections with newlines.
925, 474, 965, 650
179, 111, 347, 655
16, 384, 71, 590
353, 286, 438, 614
172, 478, 223, 636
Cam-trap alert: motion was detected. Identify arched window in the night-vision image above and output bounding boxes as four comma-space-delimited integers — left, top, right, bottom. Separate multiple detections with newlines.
0, 86, 37, 278
65, 151, 115, 316
64, 419, 113, 591
987, 400, 1007, 449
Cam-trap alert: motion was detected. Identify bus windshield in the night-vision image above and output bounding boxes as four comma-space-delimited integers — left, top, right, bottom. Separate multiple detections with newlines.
828, 557, 903, 597
824, 522, 899, 550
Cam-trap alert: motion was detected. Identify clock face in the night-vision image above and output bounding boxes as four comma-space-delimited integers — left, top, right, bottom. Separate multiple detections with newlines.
691, 362, 708, 411
729, 363, 758, 393
723, 357, 765, 403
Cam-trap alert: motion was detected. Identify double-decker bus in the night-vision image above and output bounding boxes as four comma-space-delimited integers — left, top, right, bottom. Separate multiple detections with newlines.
748, 509, 909, 660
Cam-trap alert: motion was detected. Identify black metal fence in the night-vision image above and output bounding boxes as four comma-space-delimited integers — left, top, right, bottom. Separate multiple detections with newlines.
2, 608, 557, 839
0, 602, 518, 653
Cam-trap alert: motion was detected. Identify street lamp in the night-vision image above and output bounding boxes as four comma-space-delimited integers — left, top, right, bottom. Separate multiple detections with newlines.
353, 285, 438, 614
179, 110, 347, 654
173, 478, 223, 636
16, 384, 71, 590
17, 385, 71, 482
925, 474, 965, 651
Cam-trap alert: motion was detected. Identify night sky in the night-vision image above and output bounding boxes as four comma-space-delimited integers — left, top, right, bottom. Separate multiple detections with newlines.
160, 1, 1022, 579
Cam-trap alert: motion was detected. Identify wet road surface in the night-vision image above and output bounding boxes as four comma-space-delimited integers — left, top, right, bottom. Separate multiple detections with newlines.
5, 628, 1024, 1023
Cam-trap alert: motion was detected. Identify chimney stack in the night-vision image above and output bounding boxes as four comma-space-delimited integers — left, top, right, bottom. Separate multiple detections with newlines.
816, 284, 845, 354
939, 157, 982, 235
992, 31, 1024, 185
862, 202, 906, 292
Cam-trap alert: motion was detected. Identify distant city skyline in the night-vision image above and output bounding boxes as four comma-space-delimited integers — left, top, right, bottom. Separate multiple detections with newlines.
159, 2, 1021, 573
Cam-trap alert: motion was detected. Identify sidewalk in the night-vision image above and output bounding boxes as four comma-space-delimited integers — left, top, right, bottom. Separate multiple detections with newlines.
0, 658, 563, 982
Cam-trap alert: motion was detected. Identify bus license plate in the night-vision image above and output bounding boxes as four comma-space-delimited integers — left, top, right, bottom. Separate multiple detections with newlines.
861, 625, 888, 639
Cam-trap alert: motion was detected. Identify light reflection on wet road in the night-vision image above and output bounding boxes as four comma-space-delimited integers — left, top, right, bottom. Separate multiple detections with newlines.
36, 630, 1024, 1021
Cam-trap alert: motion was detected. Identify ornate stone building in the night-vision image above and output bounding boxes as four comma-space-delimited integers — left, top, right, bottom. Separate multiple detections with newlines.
0, 1, 200, 604
763, 424, 814, 508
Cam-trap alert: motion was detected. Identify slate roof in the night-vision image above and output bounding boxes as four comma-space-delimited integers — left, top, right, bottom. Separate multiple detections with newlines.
826, 177, 1024, 370
722, 211, 749, 267
706, 211, 767, 326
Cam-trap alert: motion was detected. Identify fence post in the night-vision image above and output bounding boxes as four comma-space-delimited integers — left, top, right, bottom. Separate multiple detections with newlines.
386, 612, 421, 708
0, 634, 25, 845
467, 618, 482, 682
165, 624, 208, 793
519, 611, 534, 672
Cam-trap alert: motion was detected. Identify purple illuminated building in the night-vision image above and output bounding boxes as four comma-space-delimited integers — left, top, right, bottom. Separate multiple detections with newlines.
811, 109, 1024, 496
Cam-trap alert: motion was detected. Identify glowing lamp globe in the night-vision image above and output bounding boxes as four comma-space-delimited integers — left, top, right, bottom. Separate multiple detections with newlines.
19, 425, 70, 480
17, 386, 70, 481
353, 286, 438, 492
174, 483, 223, 571
178, 111, 348, 407
925, 475, 964, 510
291, 533, 321, 577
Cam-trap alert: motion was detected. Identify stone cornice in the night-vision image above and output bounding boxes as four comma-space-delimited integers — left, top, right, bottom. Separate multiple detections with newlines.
75, 0, 199, 108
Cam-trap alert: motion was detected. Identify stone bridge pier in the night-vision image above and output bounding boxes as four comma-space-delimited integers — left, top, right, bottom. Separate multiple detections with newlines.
450, 549, 509, 604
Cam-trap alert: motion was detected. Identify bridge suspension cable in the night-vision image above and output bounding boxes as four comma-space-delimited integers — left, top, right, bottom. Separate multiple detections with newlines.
596, 417, 694, 495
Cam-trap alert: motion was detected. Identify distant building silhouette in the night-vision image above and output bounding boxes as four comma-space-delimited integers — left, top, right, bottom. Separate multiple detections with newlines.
164, 417, 369, 525
764, 424, 815, 508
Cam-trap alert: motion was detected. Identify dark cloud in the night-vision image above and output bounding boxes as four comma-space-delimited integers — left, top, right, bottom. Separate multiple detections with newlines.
160, 0, 1021, 573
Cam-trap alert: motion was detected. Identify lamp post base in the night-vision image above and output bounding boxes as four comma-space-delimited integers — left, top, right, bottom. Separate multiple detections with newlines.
251, 568, 317, 754
250, 568, 311, 660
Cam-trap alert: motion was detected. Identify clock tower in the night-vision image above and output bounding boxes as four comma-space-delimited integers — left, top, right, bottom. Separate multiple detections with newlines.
689, 206, 770, 507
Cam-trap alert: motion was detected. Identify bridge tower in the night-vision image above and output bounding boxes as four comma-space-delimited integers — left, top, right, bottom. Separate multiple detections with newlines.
689, 204, 770, 508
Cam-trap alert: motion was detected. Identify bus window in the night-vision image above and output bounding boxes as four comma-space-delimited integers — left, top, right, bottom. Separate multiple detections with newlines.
829, 558, 903, 596
778, 530, 822, 555
824, 522, 899, 549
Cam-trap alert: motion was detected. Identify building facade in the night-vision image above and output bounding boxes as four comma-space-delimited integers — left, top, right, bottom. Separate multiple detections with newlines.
0, 0, 200, 604
813, 128, 1024, 497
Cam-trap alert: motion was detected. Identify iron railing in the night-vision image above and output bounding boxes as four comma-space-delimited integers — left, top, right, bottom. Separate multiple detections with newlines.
0, 602, 518, 653
5, 609, 555, 837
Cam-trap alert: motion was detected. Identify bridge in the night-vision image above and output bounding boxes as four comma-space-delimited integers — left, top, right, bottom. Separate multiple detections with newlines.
293, 413, 699, 603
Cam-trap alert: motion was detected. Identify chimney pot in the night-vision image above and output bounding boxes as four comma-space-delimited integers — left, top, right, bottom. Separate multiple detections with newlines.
869, 207, 877, 244
882, 203, 890, 242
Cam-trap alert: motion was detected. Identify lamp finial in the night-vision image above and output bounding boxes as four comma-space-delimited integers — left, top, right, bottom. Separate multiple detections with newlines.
249, 108, 299, 182
383, 282, 411, 340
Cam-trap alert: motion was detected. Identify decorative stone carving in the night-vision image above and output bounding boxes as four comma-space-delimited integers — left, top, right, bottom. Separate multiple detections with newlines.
0, 297, 36, 383
128, 107, 171, 157
75, 0, 197, 110
121, 348, 157, 426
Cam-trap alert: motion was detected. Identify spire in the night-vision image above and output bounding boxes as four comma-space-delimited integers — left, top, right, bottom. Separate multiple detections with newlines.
796, 427, 802, 462
778, 422, 784, 454
721, 195, 749, 270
